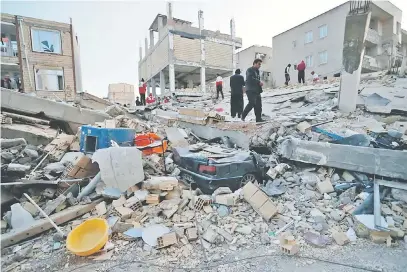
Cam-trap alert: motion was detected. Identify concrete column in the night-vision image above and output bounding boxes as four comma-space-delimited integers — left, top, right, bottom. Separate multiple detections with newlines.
198, 10, 206, 93
167, 2, 173, 20
149, 30, 154, 48
144, 37, 148, 57
231, 18, 236, 74
147, 81, 151, 96
151, 77, 156, 98
139, 42, 143, 61
158, 16, 164, 39
339, 12, 371, 113
160, 70, 166, 94
187, 79, 193, 89
399, 44, 407, 76
169, 64, 175, 93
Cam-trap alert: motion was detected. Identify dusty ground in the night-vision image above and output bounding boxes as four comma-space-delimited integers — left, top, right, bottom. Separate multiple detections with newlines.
9, 237, 407, 272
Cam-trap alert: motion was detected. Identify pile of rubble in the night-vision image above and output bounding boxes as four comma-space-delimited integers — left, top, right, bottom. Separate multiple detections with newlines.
1, 71, 407, 271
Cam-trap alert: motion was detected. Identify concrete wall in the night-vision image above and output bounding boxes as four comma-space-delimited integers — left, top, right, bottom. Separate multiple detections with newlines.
78, 92, 112, 110
16, 15, 76, 100
271, 3, 348, 86
173, 35, 200, 63
72, 26, 83, 93
108, 83, 135, 106
139, 34, 169, 81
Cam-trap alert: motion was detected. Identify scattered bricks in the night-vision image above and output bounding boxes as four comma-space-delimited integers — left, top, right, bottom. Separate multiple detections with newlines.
162, 206, 178, 219
279, 232, 299, 255
316, 178, 334, 194
203, 205, 213, 214
42, 194, 66, 216
216, 227, 233, 242
202, 227, 218, 243
115, 206, 134, 220
215, 194, 237, 206
146, 194, 160, 205
157, 232, 178, 249
112, 196, 126, 208
370, 231, 391, 244
242, 182, 278, 221
332, 231, 349, 246
185, 228, 198, 241
194, 197, 205, 211
129, 201, 143, 212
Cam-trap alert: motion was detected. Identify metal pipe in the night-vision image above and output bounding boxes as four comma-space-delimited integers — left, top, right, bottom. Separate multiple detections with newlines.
23, 193, 65, 237
18, 17, 33, 91
77, 172, 101, 200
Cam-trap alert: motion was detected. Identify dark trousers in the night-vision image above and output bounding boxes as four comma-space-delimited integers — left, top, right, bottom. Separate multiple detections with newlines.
140, 93, 146, 105
242, 91, 262, 122
216, 85, 224, 99
285, 73, 290, 85
298, 70, 305, 83
230, 93, 243, 118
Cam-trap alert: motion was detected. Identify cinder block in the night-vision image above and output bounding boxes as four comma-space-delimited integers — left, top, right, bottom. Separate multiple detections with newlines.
242, 182, 258, 200
316, 179, 334, 194
146, 194, 160, 205
281, 244, 299, 255
157, 232, 178, 248
194, 197, 205, 211
215, 194, 236, 206
185, 228, 198, 241
258, 200, 278, 221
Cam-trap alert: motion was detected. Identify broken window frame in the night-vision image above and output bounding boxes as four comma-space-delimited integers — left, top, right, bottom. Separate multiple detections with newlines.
34, 68, 65, 91
319, 50, 328, 65
319, 24, 328, 39
305, 31, 313, 44
31, 28, 62, 54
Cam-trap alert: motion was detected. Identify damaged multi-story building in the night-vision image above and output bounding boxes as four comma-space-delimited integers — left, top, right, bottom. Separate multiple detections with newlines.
271, 1, 407, 86
138, 3, 242, 96
1, 13, 82, 101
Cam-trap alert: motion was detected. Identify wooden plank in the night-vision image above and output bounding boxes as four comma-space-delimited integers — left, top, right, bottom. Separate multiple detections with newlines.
1, 199, 102, 248
280, 138, 407, 180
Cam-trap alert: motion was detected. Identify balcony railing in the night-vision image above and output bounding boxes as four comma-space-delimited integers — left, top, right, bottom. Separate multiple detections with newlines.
366, 28, 381, 44
1, 42, 18, 57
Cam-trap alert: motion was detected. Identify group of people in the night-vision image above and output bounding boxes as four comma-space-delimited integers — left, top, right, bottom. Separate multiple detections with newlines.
136, 78, 171, 106
284, 61, 319, 86
229, 58, 265, 122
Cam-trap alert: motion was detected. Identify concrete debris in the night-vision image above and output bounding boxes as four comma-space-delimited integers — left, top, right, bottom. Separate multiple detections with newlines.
2, 70, 407, 270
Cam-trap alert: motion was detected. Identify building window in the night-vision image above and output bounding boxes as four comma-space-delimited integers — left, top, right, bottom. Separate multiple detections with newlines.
31, 29, 61, 54
319, 51, 328, 64
319, 25, 328, 39
305, 55, 313, 67
305, 31, 313, 44
35, 68, 64, 91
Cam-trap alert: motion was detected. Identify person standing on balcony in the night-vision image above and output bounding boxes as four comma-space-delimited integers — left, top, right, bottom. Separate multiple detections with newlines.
297, 60, 306, 84
284, 64, 291, 86
216, 74, 224, 99
138, 78, 147, 106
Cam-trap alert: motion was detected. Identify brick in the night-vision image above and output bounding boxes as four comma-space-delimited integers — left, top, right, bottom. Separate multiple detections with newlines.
202, 227, 218, 243
279, 232, 299, 255
258, 200, 278, 221
156, 232, 178, 248
215, 194, 237, 206
114, 206, 133, 220
146, 194, 160, 205
185, 228, 198, 241
370, 231, 391, 244
194, 197, 205, 211
281, 244, 299, 255
242, 182, 258, 200
249, 190, 269, 209
316, 179, 334, 194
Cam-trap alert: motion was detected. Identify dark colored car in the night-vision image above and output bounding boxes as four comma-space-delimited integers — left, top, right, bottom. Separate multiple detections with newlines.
172, 147, 267, 194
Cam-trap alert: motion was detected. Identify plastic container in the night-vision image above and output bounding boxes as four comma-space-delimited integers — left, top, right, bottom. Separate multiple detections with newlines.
66, 218, 109, 256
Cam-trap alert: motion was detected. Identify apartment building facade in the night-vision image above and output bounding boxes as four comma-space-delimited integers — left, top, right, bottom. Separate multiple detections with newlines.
271, 1, 407, 87
1, 13, 82, 101
108, 83, 135, 107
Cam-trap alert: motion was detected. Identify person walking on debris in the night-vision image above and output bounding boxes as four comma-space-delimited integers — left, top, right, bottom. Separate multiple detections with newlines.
216, 74, 224, 99
284, 64, 291, 86
297, 60, 306, 84
241, 59, 264, 123
311, 71, 320, 83
230, 69, 245, 118
139, 78, 147, 106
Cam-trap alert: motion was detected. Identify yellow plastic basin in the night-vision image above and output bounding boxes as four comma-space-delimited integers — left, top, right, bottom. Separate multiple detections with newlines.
66, 218, 109, 256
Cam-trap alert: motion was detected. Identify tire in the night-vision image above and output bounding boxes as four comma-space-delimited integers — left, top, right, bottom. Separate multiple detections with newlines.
240, 173, 257, 188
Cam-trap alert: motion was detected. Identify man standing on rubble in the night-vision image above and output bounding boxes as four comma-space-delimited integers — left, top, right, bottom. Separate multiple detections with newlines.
241, 59, 264, 123
230, 69, 245, 118
139, 78, 147, 106
216, 74, 224, 99
284, 64, 291, 86
297, 60, 306, 84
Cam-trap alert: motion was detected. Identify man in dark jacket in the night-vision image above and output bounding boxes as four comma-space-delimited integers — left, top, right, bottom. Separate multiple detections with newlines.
229, 69, 245, 118
242, 59, 264, 122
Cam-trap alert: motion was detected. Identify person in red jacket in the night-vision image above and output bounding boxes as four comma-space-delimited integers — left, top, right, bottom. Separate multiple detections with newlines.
146, 93, 156, 104
297, 60, 306, 84
138, 78, 147, 105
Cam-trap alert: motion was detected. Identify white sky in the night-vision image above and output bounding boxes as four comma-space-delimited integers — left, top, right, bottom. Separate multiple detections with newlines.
2, 0, 407, 97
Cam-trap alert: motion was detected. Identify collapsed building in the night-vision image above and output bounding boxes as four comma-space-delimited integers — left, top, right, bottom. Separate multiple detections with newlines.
138, 3, 242, 97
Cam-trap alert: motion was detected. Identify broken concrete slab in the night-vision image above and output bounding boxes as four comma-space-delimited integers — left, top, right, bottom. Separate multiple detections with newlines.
142, 224, 171, 247
279, 138, 407, 179
42, 194, 67, 216
1, 124, 57, 146
92, 147, 144, 192
10, 203, 35, 229
1, 138, 27, 149
165, 127, 189, 147
316, 179, 334, 194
